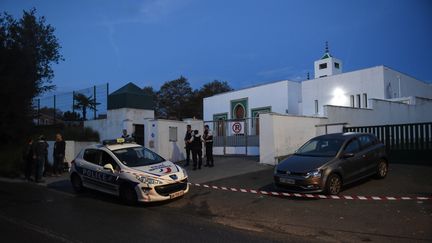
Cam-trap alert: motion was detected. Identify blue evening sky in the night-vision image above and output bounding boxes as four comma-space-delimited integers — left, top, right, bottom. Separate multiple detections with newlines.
2, 0, 432, 94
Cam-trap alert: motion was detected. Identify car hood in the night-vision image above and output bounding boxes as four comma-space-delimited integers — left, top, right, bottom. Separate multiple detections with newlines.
277, 155, 333, 173
132, 161, 181, 177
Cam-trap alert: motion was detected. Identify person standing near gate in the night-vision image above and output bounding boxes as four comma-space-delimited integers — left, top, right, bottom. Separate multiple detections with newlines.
189, 130, 203, 170
203, 125, 214, 167
32, 135, 48, 183
53, 133, 66, 176
184, 125, 192, 166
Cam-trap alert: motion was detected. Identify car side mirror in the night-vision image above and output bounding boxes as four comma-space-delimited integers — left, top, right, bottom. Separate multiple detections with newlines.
342, 152, 355, 158
103, 163, 114, 172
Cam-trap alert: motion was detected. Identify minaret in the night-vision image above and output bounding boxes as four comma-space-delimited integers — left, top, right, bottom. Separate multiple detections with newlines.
314, 41, 343, 78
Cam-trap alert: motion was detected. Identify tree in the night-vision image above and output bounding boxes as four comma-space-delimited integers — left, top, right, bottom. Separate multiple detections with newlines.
73, 93, 100, 120
0, 9, 62, 143
62, 111, 81, 121
188, 80, 233, 119
157, 76, 193, 120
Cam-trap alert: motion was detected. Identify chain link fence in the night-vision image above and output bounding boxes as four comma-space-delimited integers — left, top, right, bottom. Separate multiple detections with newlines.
33, 83, 109, 126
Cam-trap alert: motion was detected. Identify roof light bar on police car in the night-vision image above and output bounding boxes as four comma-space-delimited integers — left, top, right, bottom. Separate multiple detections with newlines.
102, 137, 135, 145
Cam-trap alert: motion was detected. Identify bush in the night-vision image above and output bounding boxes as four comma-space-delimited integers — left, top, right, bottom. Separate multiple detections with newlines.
0, 145, 24, 178
32, 124, 100, 141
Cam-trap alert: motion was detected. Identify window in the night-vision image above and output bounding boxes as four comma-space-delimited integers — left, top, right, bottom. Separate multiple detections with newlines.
83, 149, 100, 165
319, 63, 327, 69
358, 135, 374, 149
295, 138, 344, 157
356, 94, 361, 108
112, 147, 165, 167
334, 62, 340, 69
344, 139, 360, 154
363, 93, 368, 108
350, 95, 355, 107
101, 151, 120, 171
314, 100, 319, 114
169, 126, 178, 142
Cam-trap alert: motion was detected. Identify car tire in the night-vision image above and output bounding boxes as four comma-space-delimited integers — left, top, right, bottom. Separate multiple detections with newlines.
120, 184, 138, 205
375, 160, 388, 179
71, 174, 84, 193
325, 173, 342, 195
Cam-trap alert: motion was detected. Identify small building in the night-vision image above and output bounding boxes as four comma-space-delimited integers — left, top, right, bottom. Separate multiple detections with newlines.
85, 82, 203, 162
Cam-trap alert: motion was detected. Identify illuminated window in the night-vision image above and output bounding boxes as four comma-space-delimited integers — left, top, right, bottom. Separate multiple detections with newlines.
350, 95, 354, 107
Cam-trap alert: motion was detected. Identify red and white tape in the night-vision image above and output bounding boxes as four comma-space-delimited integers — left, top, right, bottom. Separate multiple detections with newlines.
189, 183, 431, 201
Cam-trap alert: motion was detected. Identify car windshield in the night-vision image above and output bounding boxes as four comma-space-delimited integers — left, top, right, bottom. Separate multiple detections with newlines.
295, 138, 344, 157
112, 146, 165, 167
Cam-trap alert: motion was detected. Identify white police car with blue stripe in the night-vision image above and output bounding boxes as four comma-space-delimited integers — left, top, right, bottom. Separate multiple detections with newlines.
69, 138, 189, 204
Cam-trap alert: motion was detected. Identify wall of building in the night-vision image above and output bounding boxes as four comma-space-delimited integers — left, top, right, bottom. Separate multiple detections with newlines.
203, 80, 300, 121
302, 66, 386, 116
84, 108, 154, 141
383, 67, 432, 99
144, 119, 203, 162
47, 140, 98, 167
259, 113, 327, 165
323, 97, 432, 126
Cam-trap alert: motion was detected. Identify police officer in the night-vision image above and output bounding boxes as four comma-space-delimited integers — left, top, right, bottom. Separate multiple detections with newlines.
32, 135, 49, 183
121, 129, 130, 138
184, 125, 192, 166
203, 125, 214, 167
189, 130, 203, 170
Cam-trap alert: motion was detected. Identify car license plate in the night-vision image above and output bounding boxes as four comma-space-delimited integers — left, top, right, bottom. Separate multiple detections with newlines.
169, 190, 184, 199
280, 178, 295, 185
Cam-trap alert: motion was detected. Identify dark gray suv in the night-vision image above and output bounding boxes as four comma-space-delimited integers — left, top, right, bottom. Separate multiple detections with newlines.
274, 133, 388, 195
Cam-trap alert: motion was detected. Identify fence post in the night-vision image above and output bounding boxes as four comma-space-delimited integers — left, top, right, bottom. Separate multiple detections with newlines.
72, 91, 75, 114
384, 125, 390, 154
245, 118, 248, 156
93, 85, 97, 119
53, 95, 56, 124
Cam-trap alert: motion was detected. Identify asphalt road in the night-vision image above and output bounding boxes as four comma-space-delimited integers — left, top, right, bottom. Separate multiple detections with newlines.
0, 180, 300, 243
1, 163, 431, 242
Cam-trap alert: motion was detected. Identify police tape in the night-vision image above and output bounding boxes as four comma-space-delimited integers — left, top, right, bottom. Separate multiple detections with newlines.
188, 183, 432, 201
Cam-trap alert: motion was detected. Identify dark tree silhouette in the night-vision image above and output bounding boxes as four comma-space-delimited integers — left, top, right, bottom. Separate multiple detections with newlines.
73, 93, 100, 120
0, 8, 63, 143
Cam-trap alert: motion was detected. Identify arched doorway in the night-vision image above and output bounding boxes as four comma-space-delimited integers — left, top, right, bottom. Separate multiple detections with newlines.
234, 104, 245, 119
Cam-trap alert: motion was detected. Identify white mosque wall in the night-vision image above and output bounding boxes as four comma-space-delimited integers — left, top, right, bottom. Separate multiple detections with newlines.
203, 80, 300, 121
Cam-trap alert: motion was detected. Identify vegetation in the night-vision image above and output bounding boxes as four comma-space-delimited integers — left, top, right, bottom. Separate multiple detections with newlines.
145, 78, 232, 120
73, 93, 100, 120
0, 9, 62, 177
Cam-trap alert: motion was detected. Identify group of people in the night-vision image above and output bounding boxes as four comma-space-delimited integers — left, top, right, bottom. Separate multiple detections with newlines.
184, 125, 214, 170
23, 133, 66, 183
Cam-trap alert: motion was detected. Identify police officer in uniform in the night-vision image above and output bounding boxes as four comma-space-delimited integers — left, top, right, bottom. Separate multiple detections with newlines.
184, 125, 192, 166
32, 135, 49, 183
189, 130, 203, 170
203, 125, 214, 167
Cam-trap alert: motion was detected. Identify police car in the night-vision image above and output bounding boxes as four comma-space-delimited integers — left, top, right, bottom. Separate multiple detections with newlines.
69, 138, 189, 204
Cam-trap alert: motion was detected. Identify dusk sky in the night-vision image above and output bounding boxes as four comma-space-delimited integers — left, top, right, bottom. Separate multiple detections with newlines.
2, 0, 432, 95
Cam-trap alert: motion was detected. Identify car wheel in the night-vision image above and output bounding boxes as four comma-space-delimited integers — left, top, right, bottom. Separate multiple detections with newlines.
375, 160, 388, 179
71, 174, 84, 193
325, 174, 342, 195
120, 184, 138, 205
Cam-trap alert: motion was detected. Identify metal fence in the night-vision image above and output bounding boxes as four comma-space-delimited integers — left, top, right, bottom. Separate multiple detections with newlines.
343, 122, 432, 164
204, 117, 260, 156
32, 83, 109, 126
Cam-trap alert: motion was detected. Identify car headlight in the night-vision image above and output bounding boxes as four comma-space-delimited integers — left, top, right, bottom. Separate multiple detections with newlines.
305, 170, 321, 178
182, 168, 188, 178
